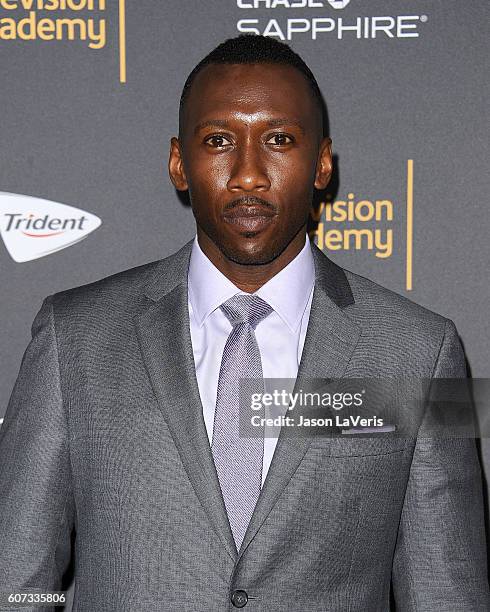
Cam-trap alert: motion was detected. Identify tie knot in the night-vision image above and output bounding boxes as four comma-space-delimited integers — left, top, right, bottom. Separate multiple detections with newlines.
220, 294, 273, 330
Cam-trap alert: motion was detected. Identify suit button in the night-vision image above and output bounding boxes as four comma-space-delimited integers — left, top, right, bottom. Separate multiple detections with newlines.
231, 589, 248, 608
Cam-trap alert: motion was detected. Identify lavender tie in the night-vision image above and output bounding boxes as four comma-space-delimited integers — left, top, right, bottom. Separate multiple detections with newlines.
211, 294, 273, 550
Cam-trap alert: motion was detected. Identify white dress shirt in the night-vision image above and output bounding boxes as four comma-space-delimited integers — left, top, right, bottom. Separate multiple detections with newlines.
187, 234, 315, 486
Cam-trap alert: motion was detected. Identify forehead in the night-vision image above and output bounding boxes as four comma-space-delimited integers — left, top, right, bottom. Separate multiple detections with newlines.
183, 62, 319, 126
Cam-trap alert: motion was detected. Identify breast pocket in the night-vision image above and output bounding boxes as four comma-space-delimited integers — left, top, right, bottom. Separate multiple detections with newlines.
310, 434, 412, 457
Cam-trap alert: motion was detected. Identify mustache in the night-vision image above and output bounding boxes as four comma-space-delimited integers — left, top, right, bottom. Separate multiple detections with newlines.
224, 195, 277, 213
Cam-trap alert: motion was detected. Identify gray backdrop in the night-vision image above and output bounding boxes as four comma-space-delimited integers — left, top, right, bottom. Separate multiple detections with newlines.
1, 0, 489, 587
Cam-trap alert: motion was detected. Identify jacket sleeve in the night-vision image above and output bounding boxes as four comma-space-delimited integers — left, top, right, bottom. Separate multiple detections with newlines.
391, 319, 490, 610
0, 296, 75, 612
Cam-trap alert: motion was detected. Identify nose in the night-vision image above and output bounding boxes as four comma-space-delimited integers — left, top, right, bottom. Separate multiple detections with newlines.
227, 140, 271, 193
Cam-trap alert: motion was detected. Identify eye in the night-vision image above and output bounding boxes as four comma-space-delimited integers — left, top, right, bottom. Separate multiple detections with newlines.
266, 133, 294, 146
204, 134, 232, 148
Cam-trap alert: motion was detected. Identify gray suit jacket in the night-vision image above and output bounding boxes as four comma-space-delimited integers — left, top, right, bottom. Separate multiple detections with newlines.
0, 239, 488, 611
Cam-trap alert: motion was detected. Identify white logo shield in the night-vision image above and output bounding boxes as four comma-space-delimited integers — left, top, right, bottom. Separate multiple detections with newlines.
0, 192, 102, 262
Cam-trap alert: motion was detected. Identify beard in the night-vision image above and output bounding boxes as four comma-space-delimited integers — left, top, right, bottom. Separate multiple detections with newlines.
196, 217, 305, 266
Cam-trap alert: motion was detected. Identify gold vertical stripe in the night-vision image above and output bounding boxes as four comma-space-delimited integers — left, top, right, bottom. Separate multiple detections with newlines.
119, 0, 126, 84
406, 159, 414, 291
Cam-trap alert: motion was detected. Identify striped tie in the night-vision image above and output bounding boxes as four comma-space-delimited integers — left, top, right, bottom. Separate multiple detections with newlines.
211, 294, 273, 550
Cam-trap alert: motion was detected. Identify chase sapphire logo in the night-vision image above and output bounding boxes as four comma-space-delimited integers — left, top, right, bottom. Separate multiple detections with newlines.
236, 0, 427, 41
326, 0, 351, 8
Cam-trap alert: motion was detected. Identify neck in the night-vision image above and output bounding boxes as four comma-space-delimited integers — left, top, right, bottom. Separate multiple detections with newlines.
196, 228, 307, 293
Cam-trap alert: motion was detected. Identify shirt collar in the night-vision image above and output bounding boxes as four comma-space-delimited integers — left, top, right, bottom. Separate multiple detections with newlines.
188, 234, 315, 333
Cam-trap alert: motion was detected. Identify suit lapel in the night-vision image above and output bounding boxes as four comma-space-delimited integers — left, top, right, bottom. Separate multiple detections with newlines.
238, 245, 362, 558
134, 242, 238, 561
133, 240, 361, 562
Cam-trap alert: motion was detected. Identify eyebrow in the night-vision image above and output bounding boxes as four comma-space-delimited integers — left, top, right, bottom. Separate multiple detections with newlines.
193, 118, 306, 136
193, 120, 229, 135
266, 118, 306, 135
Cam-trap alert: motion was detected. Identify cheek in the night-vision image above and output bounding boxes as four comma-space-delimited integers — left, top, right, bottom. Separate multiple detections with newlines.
187, 155, 231, 197
270, 169, 315, 217
268, 151, 317, 190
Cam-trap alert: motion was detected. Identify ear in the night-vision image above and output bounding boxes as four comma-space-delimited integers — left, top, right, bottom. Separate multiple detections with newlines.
314, 137, 333, 190
168, 137, 188, 191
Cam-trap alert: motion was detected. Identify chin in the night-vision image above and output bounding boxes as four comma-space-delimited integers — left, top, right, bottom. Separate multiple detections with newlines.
220, 239, 285, 266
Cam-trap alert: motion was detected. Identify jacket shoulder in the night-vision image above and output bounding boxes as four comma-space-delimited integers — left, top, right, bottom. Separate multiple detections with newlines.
342, 267, 458, 366
49, 241, 192, 314
340, 268, 460, 376
345, 268, 450, 329
50, 259, 160, 313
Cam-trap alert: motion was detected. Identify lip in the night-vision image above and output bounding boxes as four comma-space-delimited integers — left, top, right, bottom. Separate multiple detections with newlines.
223, 206, 277, 233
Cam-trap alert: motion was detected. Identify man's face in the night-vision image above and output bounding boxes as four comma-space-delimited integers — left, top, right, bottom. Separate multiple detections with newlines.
169, 62, 332, 265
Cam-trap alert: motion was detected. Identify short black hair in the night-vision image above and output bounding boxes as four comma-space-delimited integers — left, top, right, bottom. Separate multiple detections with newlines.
179, 34, 326, 135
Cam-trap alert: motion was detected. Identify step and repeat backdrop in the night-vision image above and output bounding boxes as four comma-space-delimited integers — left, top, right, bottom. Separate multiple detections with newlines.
1, 0, 489, 575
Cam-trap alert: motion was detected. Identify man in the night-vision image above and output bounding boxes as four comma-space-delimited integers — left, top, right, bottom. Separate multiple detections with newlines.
0, 34, 488, 611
